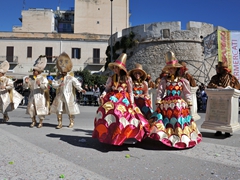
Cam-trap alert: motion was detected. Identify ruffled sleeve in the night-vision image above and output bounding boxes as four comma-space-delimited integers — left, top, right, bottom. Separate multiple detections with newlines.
6, 77, 14, 90
127, 76, 134, 104
72, 76, 83, 91
39, 76, 48, 90
155, 77, 166, 104
101, 76, 112, 97
142, 81, 149, 96
182, 78, 192, 105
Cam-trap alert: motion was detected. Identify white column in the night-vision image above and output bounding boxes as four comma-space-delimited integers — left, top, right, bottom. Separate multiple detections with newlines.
190, 86, 201, 121
148, 88, 157, 110
201, 88, 240, 133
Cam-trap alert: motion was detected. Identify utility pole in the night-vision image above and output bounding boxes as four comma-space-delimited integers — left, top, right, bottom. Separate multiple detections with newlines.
22, 0, 26, 10
110, 0, 113, 62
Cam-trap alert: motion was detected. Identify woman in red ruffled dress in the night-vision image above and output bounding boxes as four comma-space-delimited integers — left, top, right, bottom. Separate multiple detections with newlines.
92, 53, 149, 145
149, 51, 202, 149
129, 63, 153, 120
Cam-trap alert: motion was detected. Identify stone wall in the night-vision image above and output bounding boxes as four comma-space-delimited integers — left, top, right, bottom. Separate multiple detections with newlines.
110, 21, 228, 85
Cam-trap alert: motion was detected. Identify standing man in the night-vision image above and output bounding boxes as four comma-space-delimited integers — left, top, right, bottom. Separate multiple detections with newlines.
27, 56, 50, 128
50, 52, 86, 129
207, 61, 240, 136
22, 76, 31, 106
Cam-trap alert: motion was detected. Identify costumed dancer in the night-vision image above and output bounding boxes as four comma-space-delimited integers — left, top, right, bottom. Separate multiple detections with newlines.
128, 63, 154, 119
149, 51, 202, 149
27, 56, 50, 128
0, 61, 23, 122
207, 61, 240, 137
92, 53, 150, 145
50, 52, 86, 129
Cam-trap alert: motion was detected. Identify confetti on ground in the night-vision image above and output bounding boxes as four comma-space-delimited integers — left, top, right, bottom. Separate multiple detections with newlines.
125, 154, 131, 158
59, 174, 65, 178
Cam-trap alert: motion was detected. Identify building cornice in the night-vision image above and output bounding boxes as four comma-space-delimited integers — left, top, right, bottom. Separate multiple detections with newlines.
0, 32, 110, 41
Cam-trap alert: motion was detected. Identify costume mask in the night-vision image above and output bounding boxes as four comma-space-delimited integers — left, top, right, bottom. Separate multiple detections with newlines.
56, 52, 73, 73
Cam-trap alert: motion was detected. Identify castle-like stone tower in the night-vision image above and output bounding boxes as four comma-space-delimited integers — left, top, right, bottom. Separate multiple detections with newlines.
110, 21, 227, 85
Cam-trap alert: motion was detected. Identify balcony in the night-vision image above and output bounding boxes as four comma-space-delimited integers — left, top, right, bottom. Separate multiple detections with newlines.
0, 56, 18, 64
84, 57, 106, 72
84, 58, 106, 66
44, 56, 58, 72
46, 56, 58, 65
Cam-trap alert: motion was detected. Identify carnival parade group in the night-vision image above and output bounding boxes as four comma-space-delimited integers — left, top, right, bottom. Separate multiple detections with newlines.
1, 51, 238, 149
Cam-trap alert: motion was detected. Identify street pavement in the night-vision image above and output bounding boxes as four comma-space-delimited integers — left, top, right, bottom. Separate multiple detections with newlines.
0, 105, 240, 180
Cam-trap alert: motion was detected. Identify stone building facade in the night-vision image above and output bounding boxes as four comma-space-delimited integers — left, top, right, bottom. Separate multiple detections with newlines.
0, 0, 129, 78
110, 21, 228, 85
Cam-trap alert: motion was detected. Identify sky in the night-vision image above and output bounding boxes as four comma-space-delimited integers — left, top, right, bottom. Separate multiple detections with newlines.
0, 0, 240, 32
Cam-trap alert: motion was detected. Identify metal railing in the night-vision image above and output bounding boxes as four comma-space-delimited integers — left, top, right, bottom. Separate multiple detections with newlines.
0, 56, 18, 63
84, 57, 106, 65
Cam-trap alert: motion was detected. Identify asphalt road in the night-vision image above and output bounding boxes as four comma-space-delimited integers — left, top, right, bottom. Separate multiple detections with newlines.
0, 105, 240, 180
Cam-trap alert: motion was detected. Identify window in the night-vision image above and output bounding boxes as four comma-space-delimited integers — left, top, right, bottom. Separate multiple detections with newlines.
72, 48, 81, 59
6, 46, 14, 62
162, 29, 170, 38
45, 47, 53, 63
27, 47, 32, 58
93, 48, 100, 63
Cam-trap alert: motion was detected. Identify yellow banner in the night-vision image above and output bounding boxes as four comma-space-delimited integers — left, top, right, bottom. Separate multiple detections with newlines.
218, 30, 232, 71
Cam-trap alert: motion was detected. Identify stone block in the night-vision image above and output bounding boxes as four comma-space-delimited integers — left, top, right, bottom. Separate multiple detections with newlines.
201, 88, 240, 133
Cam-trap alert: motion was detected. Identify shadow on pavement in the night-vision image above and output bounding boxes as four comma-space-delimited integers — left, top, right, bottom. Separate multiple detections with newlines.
17, 106, 28, 109
73, 128, 93, 136
46, 133, 188, 152
46, 133, 129, 152
134, 138, 186, 151
201, 131, 232, 139
4, 121, 57, 128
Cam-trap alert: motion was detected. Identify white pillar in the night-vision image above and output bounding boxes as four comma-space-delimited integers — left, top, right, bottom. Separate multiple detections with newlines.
201, 88, 240, 133
189, 86, 201, 120
148, 88, 156, 110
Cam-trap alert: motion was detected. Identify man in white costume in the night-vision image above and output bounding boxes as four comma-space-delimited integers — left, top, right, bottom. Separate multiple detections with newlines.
50, 52, 86, 129
27, 56, 50, 128
0, 60, 23, 122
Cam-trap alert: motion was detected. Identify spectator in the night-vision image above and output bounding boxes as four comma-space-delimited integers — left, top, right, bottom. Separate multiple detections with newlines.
196, 85, 203, 111
47, 72, 54, 81
200, 85, 207, 111
22, 76, 31, 106
99, 84, 105, 94
93, 84, 100, 106
82, 84, 90, 105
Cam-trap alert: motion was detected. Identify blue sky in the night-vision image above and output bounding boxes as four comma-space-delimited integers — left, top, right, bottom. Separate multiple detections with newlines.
0, 0, 240, 32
